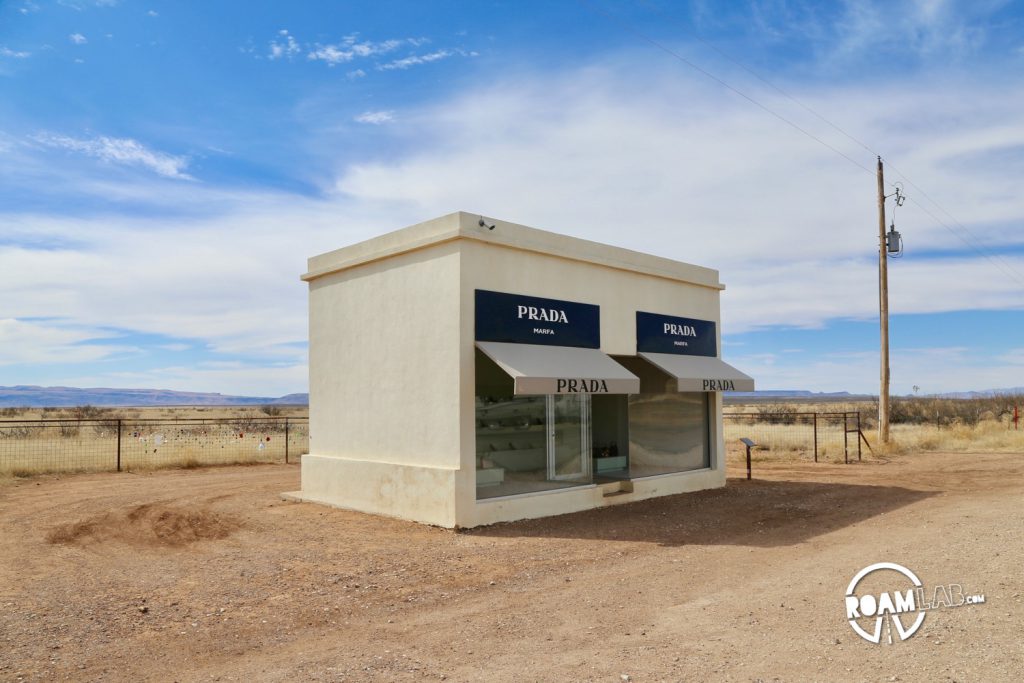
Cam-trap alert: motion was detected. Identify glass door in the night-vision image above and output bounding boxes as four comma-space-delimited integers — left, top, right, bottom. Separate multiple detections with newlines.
546, 394, 591, 481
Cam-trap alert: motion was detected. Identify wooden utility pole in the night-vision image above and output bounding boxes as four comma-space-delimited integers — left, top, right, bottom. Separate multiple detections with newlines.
877, 156, 890, 443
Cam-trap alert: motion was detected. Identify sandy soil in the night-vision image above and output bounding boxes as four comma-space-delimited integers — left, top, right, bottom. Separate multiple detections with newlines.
0, 452, 1021, 682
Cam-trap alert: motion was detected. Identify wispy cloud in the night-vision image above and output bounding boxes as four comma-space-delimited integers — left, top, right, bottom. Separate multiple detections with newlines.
0, 47, 31, 59
268, 29, 300, 60
354, 110, 395, 125
307, 37, 403, 65
32, 133, 194, 180
0, 319, 133, 366
256, 31, 475, 73
998, 348, 1024, 366
69, 33, 87, 45
377, 49, 476, 71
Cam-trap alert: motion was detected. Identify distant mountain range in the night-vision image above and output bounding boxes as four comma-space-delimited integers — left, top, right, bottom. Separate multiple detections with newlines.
930, 387, 1024, 399
727, 388, 1024, 402
0, 385, 309, 407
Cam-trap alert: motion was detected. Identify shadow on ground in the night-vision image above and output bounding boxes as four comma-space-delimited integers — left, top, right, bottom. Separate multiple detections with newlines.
465, 478, 937, 548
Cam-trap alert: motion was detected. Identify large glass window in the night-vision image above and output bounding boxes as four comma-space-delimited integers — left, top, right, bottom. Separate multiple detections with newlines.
476, 351, 592, 499
627, 393, 710, 477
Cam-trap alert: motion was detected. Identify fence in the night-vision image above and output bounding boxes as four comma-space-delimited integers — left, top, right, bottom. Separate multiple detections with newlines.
0, 417, 308, 476
3, 410, 862, 476
722, 411, 867, 463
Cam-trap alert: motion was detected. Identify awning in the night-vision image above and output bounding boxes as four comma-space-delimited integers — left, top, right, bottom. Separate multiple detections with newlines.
638, 353, 755, 392
477, 341, 640, 395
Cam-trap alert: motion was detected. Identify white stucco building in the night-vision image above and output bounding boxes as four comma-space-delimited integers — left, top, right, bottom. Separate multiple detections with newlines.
290, 212, 753, 528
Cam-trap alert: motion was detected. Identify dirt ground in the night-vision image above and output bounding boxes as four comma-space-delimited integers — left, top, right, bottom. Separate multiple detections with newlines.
1, 452, 1021, 682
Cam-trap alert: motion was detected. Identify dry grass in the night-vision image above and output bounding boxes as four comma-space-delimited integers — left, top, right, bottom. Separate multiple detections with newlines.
725, 401, 1023, 466
866, 420, 1024, 455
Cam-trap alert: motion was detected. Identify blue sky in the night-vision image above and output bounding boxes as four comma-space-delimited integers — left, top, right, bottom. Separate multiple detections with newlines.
1, 0, 1022, 396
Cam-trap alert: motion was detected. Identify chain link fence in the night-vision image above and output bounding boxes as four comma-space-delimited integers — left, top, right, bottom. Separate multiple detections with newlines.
0, 417, 308, 476
723, 411, 866, 463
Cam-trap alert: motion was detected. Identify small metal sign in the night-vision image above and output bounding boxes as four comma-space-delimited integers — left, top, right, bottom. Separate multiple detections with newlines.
475, 289, 600, 348
636, 311, 716, 356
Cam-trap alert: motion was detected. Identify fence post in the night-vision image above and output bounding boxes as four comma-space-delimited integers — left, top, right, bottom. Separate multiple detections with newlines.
857, 412, 862, 461
813, 412, 818, 462
844, 413, 849, 464
284, 418, 289, 464
116, 419, 122, 472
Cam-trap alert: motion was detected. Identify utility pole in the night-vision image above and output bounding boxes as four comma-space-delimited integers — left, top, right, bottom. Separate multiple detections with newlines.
877, 156, 890, 443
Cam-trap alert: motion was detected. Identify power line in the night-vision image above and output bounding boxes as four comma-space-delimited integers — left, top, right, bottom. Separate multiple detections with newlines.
882, 163, 1024, 287
904, 196, 1024, 288
578, 0, 1024, 287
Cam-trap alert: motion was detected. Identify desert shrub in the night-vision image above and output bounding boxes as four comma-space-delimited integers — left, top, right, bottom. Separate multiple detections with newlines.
0, 426, 32, 438
889, 395, 1024, 427
58, 421, 80, 438
230, 411, 264, 433
69, 405, 112, 420
755, 404, 798, 424
260, 404, 283, 417
0, 407, 29, 418
92, 419, 120, 437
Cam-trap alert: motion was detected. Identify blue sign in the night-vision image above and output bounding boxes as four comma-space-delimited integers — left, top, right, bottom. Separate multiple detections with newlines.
475, 290, 600, 348
636, 311, 716, 356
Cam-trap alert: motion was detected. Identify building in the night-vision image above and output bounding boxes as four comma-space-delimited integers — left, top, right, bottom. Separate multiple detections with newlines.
290, 212, 753, 528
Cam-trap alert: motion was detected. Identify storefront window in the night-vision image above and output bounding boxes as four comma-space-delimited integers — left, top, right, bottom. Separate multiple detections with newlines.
627, 393, 709, 477
476, 351, 593, 499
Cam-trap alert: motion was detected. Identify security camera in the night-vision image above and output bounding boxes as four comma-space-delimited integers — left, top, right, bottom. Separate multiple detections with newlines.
478, 217, 495, 231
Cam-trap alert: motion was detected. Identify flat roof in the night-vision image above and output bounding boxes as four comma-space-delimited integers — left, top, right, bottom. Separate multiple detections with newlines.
302, 211, 724, 290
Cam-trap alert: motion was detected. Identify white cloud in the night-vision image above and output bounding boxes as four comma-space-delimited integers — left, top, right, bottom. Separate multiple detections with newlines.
830, 0, 986, 61
997, 348, 1024, 366
4, 57, 1023, 395
0, 319, 133, 366
377, 49, 458, 71
347, 68, 366, 79
333, 63, 1024, 334
354, 110, 395, 125
67, 362, 308, 397
737, 0, 993, 68
730, 345, 1020, 395
147, 10, 158, 17
268, 29, 300, 60
307, 37, 403, 65
69, 33, 87, 45
1, 47, 31, 59
33, 133, 194, 180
